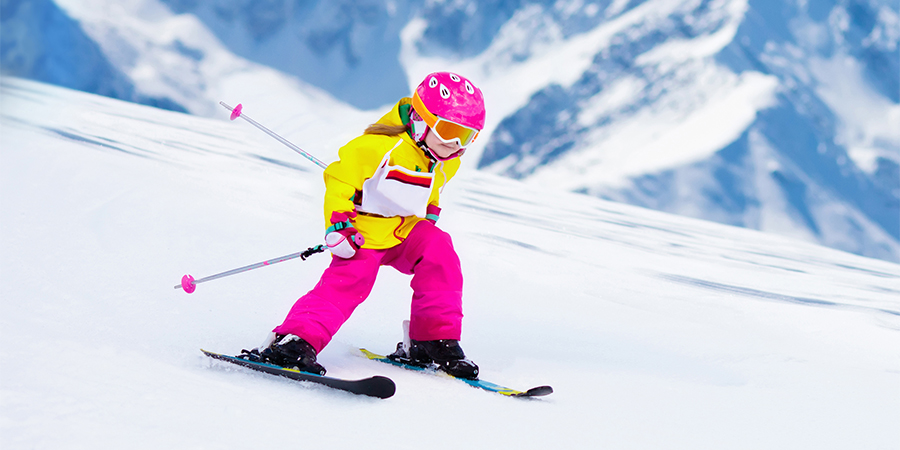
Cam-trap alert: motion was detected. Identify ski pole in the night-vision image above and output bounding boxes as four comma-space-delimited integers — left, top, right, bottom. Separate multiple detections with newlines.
175, 245, 326, 294
220, 101, 329, 170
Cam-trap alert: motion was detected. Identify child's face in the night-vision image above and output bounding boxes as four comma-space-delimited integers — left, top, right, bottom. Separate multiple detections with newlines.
424, 130, 462, 159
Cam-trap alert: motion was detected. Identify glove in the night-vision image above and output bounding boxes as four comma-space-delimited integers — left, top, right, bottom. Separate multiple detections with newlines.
325, 211, 364, 259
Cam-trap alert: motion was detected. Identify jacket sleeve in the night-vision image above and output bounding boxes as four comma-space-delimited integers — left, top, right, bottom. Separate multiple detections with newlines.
424, 158, 460, 222
322, 136, 382, 226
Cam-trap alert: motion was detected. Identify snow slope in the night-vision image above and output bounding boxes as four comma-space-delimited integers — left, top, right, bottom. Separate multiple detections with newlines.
2, 77, 899, 449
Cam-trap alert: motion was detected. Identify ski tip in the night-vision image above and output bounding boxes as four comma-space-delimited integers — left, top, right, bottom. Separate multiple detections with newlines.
365, 375, 397, 399
519, 385, 553, 397
230, 103, 242, 121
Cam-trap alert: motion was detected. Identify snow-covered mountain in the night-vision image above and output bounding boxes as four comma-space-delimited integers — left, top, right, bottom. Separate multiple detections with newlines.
476, 0, 900, 263
0, 0, 186, 111
3, 76, 899, 450
2, 0, 898, 263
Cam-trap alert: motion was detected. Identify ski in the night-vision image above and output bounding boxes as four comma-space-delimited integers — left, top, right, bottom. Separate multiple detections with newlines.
359, 348, 552, 398
202, 349, 396, 399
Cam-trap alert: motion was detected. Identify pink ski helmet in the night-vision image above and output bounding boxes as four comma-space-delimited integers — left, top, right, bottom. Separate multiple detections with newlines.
411, 72, 485, 149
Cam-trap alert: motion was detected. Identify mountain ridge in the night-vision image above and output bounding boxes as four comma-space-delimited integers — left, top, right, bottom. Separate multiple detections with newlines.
2, 0, 897, 261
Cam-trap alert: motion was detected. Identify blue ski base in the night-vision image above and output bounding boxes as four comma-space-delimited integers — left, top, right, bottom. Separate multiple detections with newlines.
359, 348, 552, 398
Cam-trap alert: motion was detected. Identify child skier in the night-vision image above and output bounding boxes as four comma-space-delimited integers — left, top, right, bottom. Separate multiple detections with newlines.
244, 72, 485, 379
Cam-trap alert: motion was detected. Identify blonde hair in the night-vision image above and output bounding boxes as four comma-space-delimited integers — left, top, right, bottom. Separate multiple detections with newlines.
364, 123, 408, 136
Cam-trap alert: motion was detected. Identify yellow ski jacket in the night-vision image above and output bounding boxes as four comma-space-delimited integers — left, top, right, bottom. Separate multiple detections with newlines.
322, 98, 460, 249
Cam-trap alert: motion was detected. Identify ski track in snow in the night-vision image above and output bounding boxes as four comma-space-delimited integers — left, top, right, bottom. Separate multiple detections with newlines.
2, 77, 899, 449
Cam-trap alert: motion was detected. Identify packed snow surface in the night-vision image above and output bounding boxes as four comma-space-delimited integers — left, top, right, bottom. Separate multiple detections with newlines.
1, 78, 899, 449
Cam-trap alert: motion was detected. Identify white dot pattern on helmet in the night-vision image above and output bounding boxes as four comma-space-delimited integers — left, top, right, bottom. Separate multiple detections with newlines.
464, 80, 474, 94
449, 73, 461, 82
439, 84, 450, 99
429, 77, 438, 88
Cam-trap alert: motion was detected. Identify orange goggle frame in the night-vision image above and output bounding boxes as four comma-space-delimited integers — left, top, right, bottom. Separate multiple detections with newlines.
412, 94, 480, 147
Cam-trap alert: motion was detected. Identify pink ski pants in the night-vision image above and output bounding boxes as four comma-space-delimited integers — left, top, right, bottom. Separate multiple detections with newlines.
273, 221, 463, 353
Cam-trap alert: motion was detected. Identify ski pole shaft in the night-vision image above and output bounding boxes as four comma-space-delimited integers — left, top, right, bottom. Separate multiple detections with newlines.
175, 245, 326, 294
220, 101, 329, 170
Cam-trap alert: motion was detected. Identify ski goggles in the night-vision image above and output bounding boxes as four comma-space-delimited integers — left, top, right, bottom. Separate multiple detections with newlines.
430, 117, 480, 147
412, 94, 481, 147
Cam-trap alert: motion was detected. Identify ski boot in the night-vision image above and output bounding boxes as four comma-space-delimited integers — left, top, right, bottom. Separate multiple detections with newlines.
389, 339, 479, 380
240, 334, 326, 376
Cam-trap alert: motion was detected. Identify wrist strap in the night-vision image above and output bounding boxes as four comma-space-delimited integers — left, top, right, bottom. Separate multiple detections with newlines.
326, 220, 353, 234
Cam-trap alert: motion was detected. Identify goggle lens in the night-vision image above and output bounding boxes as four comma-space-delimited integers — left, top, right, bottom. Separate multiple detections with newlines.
431, 118, 480, 147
